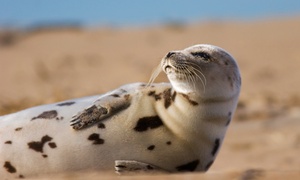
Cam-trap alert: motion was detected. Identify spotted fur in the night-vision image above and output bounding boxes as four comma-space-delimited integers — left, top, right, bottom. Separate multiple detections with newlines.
226, 112, 232, 126
148, 89, 177, 109
179, 93, 199, 106
147, 145, 155, 151
31, 110, 58, 120
4, 141, 12, 144
163, 88, 172, 108
148, 91, 162, 101
88, 133, 104, 145
3, 161, 17, 173
19, 174, 25, 178
48, 142, 57, 148
97, 123, 106, 129
57, 102, 75, 106
212, 139, 220, 156
176, 160, 199, 172
0, 44, 241, 178
134, 116, 164, 132
27, 135, 53, 153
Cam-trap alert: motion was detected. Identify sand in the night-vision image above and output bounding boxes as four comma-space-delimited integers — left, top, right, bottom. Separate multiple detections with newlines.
0, 17, 300, 179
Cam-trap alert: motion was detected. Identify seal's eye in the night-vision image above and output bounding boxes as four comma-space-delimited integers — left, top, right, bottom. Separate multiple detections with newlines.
191, 52, 210, 61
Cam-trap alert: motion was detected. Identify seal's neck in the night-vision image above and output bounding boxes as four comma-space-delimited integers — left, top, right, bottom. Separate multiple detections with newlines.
157, 89, 238, 142
156, 90, 239, 163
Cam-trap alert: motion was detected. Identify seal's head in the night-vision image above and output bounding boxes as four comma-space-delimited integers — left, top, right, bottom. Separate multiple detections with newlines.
162, 44, 241, 99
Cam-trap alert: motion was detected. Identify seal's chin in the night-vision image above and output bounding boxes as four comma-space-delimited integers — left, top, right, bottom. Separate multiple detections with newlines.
169, 80, 196, 94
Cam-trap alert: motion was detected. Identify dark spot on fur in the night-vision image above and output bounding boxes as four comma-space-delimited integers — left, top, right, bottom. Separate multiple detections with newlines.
166, 141, 172, 145
171, 91, 177, 101
227, 76, 234, 88
147, 165, 154, 170
140, 84, 146, 87
19, 174, 25, 178
148, 91, 155, 96
42, 154, 48, 158
28, 135, 53, 153
163, 88, 172, 108
224, 60, 229, 66
134, 116, 164, 132
212, 138, 220, 156
226, 111, 232, 126
5, 141, 12, 144
180, 93, 199, 106
56, 116, 64, 121
110, 94, 120, 98
116, 165, 126, 168
148, 91, 162, 101
147, 145, 155, 151
176, 160, 199, 172
205, 161, 214, 171
31, 110, 58, 120
226, 120, 231, 126
56, 101, 75, 106
88, 133, 104, 145
3, 161, 17, 173
148, 89, 176, 108
15, 127, 22, 131
48, 142, 57, 148
97, 123, 106, 129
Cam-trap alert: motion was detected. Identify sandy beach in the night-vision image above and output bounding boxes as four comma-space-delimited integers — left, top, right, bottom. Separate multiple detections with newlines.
1, 17, 300, 179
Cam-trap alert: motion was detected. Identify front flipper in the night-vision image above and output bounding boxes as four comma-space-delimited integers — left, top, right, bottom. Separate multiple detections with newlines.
70, 105, 109, 130
70, 90, 132, 130
115, 160, 168, 175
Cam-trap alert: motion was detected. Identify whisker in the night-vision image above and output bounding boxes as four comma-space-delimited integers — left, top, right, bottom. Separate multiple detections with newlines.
190, 66, 206, 93
177, 64, 198, 92
181, 61, 207, 85
177, 62, 207, 93
147, 62, 163, 86
185, 67, 199, 92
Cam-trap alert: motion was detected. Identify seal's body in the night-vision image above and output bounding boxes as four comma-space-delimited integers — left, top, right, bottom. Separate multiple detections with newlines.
0, 44, 241, 178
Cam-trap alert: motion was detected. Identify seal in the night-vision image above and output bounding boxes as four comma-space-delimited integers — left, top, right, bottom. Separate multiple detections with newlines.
0, 44, 241, 178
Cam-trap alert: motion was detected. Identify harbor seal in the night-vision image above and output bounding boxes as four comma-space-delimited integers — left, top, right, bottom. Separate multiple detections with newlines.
0, 44, 241, 178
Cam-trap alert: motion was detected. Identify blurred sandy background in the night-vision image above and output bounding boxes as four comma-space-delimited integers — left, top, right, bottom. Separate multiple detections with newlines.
1, 15, 300, 180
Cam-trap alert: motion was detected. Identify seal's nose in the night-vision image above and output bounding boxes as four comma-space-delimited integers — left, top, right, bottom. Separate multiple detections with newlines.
166, 51, 175, 58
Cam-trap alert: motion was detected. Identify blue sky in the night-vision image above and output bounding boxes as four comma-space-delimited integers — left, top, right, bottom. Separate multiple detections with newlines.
0, 0, 300, 28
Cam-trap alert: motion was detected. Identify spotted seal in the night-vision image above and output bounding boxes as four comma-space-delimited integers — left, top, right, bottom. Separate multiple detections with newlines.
0, 44, 241, 178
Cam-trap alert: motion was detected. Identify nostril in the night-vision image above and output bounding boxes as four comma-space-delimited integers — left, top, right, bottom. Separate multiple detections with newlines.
166, 51, 175, 58
164, 65, 171, 72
